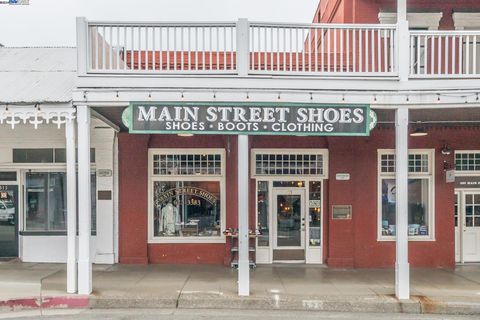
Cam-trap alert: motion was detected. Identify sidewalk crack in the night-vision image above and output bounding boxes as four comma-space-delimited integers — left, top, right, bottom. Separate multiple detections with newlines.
176, 271, 192, 309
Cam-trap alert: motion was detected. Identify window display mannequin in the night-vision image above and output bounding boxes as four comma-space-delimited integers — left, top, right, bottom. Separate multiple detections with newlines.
159, 202, 180, 235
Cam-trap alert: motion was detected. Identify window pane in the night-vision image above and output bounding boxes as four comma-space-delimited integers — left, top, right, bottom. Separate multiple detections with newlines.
25, 172, 96, 233
26, 172, 66, 231
309, 181, 322, 247
257, 181, 269, 246
254, 153, 324, 176
153, 181, 221, 237
153, 153, 222, 176
381, 178, 429, 236
13, 149, 53, 163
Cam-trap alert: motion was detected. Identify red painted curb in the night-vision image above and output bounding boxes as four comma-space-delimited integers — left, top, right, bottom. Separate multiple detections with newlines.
0, 296, 89, 311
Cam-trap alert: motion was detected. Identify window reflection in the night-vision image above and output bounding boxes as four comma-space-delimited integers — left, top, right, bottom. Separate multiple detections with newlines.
153, 181, 221, 237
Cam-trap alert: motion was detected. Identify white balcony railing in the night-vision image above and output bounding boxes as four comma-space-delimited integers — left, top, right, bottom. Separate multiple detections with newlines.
249, 23, 397, 76
410, 30, 480, 78
77, 18, 480, 79
86, 22, 237, 73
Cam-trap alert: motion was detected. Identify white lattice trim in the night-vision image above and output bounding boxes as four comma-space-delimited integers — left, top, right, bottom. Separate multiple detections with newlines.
0, 106, 76, 129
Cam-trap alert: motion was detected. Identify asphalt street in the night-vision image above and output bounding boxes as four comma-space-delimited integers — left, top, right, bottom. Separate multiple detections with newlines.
0, 309, 479, 320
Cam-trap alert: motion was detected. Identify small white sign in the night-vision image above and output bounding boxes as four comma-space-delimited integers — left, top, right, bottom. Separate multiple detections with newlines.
335, 173, 350, 181
97, 169, 113, 177
446, 170, 455, 183
309, 200, 321, 208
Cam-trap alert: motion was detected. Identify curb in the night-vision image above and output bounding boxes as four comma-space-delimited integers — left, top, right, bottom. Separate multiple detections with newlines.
1, 294, 480, 315
0, 296, 89, 312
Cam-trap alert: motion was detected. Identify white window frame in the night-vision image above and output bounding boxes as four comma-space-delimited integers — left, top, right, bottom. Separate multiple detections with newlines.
251, 148, 328, 264
452, 12, 480, 30
148, 148, 226, 244
377, 149, 435, 241
378, 12, 443, 30
251, 149, 329, 179
454, 150, 480, 176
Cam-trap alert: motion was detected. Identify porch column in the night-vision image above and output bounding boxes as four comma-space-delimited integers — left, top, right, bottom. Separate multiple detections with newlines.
395, 108, 410, 300
238, 134, 250, 296
397, 0, 410, 81
66, 119, 77, 294
77, 105, 92, 295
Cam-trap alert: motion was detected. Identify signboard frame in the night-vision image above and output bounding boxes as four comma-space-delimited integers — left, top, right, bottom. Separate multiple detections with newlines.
122, 101, 377, 137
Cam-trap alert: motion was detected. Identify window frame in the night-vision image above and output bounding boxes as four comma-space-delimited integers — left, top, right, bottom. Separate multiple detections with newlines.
377, 149, 435, 241
454, 150, 480, 176
250, 149, 329, 179
21, 168, 98, 234
148, 148, 226, 244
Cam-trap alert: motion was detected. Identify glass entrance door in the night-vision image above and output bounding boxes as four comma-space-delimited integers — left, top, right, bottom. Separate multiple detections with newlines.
0, 185, 19, 257
272, 189, 305, 260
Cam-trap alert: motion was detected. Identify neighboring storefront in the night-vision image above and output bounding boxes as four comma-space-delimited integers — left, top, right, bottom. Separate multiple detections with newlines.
0, 48, 118, 264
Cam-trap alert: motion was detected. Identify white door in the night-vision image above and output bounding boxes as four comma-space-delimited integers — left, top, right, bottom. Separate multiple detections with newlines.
456, 190, 480, 263
272, 188, 305, 261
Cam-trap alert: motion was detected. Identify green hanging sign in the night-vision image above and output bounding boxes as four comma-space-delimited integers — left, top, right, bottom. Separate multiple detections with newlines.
122, 102, 377, 136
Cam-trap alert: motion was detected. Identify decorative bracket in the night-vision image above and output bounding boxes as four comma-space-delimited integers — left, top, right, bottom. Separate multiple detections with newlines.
0, 105, 76, 129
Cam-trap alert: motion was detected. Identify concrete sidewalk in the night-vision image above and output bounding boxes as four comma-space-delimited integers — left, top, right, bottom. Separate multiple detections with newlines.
1, 261, 480, 315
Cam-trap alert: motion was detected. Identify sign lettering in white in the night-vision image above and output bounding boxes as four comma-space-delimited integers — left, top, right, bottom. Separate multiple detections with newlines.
123, 102, 377, 136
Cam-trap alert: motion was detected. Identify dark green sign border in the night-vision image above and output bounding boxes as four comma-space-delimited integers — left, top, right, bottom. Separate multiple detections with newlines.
122, 101, 377, 137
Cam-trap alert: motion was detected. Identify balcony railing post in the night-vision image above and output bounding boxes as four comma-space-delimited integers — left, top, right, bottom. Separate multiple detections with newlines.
397, 19, 410, 81
76, 17, 88, 76
236, 18, 250, 76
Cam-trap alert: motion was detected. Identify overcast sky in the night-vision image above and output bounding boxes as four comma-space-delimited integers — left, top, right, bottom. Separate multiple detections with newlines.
0, 0, 319, 47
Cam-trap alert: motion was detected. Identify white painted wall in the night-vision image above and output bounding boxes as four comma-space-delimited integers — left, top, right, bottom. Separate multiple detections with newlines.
0, 117, 117, 264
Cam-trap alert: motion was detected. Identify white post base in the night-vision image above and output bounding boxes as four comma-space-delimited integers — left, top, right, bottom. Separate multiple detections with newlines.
66, 260, 77, 294
395, 262, 410, 300
77, 259, 92, 295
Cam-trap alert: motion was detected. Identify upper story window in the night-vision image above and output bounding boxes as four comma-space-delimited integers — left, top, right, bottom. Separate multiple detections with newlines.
378, 149, 435, 241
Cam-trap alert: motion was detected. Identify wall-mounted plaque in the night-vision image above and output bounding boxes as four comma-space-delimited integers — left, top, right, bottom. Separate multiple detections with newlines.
97, 169, 113, 177
335, 173, 350, 181
332, 205, 352, 220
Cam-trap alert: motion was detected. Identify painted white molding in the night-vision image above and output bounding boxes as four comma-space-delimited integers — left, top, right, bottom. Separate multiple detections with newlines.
378, 12, 443, 30
0, 106, 76, 129
453, 12, 480, 30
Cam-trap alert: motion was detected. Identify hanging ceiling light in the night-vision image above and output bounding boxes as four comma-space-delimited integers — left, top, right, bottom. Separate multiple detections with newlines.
410, 127, 428, 137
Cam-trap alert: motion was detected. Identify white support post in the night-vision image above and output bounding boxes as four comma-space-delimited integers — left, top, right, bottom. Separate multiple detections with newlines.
397, 0, 410, 81
66, 119, 77, 294
395, 108, 410, 300
237, 135, 250, 296
77, 105, 92, 295
76, 17, 88, 76
236, 18, 250, 76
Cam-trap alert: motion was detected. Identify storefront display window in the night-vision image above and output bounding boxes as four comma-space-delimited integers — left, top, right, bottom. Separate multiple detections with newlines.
257, 181, 269, 246
380, 178, 430, 236
153, 181, 221, 237
149, 150, 225, 241
308, 181, 321, 246
378, 150, 434, 240
25, 172, 97, 232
